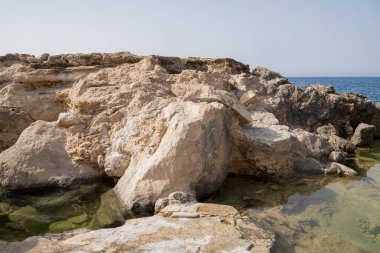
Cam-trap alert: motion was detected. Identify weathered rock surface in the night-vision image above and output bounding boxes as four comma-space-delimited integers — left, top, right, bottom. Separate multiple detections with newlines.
252, 69, 380, 138
293, 158, 324, 174
114, 101, 232, 215
0, 106, 33, 152
2, 51, 380, 251
324, 162, 358, 177
231, 124, 334, 176
350, 123, 376, 147
316, 123, 338, 136
0, 121, 98, 190
155, 191, 196, 214
233, 124, 295, 176
0, 203, 274, 253
329, 151, 345, 163
1, 51, 377, 211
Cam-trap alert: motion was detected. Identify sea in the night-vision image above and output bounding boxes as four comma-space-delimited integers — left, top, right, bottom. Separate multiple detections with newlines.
289, 77, 380, 104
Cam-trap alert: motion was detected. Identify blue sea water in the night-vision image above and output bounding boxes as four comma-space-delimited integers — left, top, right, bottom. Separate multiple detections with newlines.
288, 77, 380, 103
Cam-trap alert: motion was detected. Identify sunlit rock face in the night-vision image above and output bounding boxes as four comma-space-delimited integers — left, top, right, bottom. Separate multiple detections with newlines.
0, 52, 379, 215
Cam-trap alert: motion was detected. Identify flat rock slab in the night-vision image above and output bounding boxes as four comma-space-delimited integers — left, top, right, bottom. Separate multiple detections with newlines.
0, 215, 274, 253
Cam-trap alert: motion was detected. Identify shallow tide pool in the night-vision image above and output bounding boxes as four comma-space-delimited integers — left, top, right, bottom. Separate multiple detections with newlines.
0, 180, 119, 242
207, 141, 380, 253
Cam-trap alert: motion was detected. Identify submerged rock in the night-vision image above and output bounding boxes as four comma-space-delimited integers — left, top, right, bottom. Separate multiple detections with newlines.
7, 205, 51, 234
88, 189, 124, 229
49, 220, 77, 233
0, 202, 13, 217
30, 184, 98, 209
68, 213, 89, 224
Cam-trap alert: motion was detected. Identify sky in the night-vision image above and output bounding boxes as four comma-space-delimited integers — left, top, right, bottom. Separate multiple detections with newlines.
0, 0, 379, 77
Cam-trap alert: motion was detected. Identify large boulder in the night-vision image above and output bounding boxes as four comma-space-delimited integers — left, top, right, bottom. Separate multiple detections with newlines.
292, 128, 333, 160
0, 121, 98, 191
350, 123, 376, 146
232, 124, 333, 176
232, 124, 294, 176
114, 101, 233, 215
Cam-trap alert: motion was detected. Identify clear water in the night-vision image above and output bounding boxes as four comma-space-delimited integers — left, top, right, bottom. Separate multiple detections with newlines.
289, 77, 380, 103
0, 180, 118, 242
207, 141, 380, 253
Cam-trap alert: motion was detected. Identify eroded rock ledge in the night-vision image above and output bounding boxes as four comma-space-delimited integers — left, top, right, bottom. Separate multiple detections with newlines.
0, 200, 274, 253
0, 52, 379, 252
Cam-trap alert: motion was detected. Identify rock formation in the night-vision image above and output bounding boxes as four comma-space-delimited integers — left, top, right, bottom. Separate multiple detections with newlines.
1, 52, 379, 206
0, 201, 274, 253
0, 52, 379, 251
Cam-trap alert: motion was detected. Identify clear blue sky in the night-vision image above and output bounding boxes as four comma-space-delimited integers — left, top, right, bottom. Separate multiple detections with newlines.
0, 0, 379, 77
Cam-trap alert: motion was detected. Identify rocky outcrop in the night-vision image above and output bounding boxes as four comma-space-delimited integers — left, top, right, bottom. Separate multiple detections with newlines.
0, 121, 98, 191
0, 203, 274, 253
1, 52, 378, 214
252, 69, 380, 138
2, 51, 380, 252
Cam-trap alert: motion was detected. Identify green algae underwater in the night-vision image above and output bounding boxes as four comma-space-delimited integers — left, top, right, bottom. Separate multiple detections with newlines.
0, 179, 124, 242
1, 141, 380, 253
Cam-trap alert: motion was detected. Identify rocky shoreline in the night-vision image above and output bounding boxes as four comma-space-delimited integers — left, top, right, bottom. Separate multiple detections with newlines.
0, 52, 379, 252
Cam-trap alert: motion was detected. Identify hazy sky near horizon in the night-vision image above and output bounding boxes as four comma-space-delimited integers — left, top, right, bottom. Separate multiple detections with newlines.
0, 0, 379, 76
